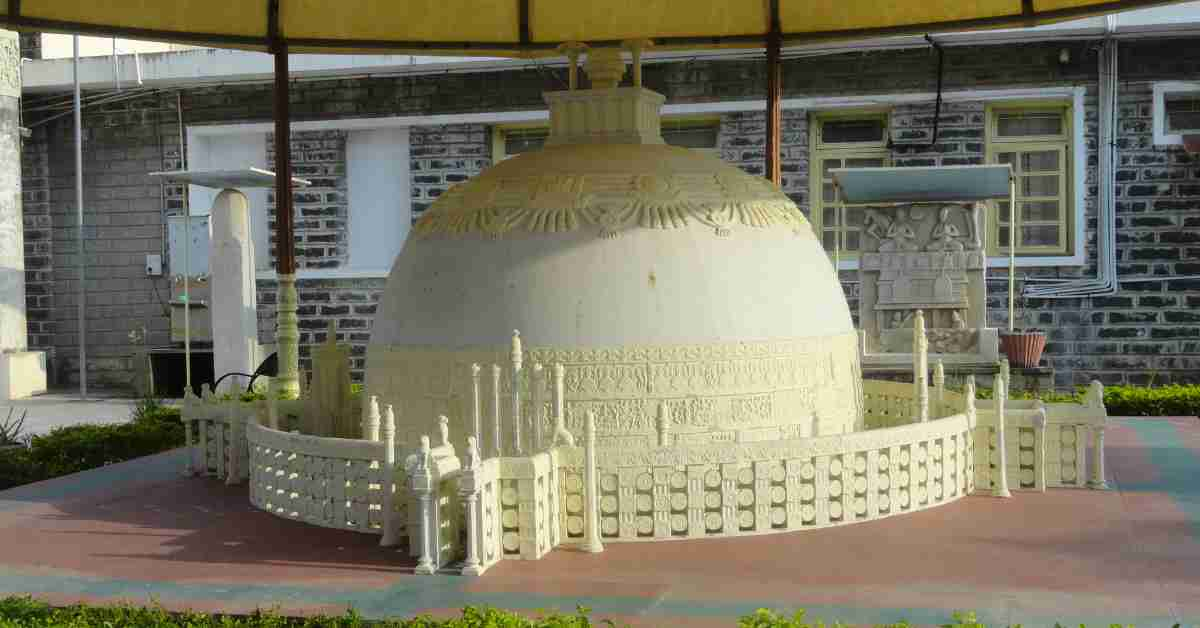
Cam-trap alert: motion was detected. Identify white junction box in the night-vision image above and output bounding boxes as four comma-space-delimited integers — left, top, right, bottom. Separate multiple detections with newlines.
145, 253, 163, 276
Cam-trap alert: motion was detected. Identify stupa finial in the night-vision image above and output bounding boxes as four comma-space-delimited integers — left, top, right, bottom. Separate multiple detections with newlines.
584, 47, 626, 89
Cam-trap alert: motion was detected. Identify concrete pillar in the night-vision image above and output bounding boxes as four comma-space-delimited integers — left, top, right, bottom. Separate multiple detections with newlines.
0, 30, 46, 399
210, 189, 259, 393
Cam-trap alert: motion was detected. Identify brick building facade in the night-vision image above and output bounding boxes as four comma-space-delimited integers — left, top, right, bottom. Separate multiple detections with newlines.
17, 36, 1200, 390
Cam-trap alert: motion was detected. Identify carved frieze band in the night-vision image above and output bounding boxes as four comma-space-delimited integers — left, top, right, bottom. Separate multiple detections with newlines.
366, 332, 863, 442
411, 172, 809, 239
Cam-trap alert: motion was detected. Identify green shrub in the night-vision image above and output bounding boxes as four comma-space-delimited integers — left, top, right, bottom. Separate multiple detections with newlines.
1101, 384, 1200, 417
0, 398, 186, 491
0, 599, 1171, 627
0, 598, 605, 627
971, 384, 1200, 416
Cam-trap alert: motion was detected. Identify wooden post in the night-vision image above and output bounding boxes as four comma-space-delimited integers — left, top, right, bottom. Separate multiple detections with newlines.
764, 1, 782, 186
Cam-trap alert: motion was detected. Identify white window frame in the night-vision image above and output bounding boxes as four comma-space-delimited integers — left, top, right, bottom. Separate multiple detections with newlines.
1153, 81, 1200, 146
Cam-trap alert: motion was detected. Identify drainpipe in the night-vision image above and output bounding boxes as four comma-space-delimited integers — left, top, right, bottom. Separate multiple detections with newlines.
73, 35, 87, 399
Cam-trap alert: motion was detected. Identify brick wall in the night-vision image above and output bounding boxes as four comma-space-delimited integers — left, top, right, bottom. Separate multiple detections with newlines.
24, 91, 181, 387
21, 126, 53, 352
409, 124, 491, 219
20, 38, 1200, 390
266, 130, 349, 270
255, 277, 385, 381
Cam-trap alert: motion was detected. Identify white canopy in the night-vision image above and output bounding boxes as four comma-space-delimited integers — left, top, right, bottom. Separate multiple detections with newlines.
830, 164, 1013, 204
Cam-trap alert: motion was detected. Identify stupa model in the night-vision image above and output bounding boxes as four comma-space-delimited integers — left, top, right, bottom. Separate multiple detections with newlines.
367, 46, 864, 450
181, 43, 1109, 579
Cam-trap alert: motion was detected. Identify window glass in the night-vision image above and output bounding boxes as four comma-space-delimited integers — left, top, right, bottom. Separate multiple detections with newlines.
662, 123, 719, 148
996, 111, 1063, 138
1165, 94, 1200, 132
821, 118, 885, 144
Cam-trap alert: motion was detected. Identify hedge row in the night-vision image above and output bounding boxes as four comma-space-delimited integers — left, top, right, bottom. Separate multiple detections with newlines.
0, 599, 1162, 628
0, 401, 184, 491
973, 384, 1200, 417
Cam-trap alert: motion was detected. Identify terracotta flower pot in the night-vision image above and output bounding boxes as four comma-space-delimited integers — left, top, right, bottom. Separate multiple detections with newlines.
999, 331, 1047, 368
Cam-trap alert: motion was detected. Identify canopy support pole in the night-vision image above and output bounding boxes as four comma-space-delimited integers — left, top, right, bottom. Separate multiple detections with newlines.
764, 1, 782, 186
1008, 176, 1016, 332
272, 43, 300, 398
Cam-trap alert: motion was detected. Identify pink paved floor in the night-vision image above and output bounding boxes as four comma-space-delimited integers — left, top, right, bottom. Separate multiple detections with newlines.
0, 417, 1195, 626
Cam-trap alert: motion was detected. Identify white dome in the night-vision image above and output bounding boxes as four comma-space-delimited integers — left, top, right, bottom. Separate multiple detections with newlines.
366, 142, 863, 446
374, 144, 852, 348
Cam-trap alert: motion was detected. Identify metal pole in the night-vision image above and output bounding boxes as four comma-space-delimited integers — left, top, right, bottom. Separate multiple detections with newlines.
73, 35, 87, 400
1008, 176, 1016, 332
834, 185, 842, 271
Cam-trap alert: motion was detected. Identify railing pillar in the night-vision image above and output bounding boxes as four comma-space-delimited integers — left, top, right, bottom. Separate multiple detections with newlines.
183, 389, 197, 476
1086, 380, 1108, 490
510, 330, 523, 455
932, 359, 945, 414
913, 310, 929, 422
993, 359, 1012, 498
491, 364, 503, 457
532, 363, 544, 452
460, 436, 483, 576
380, 404, 400, 547
363, 395, 381, 442
1032, 402, 1047, 492
413, 435, 436, 575
582, 411, 604, 553
471, 363, 482, 447
1089, 426, 1109, 489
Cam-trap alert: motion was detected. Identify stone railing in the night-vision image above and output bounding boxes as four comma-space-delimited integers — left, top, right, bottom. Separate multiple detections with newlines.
246, 418, 396, 534
975, 397, 1107, 492
557, 410, 977, 542
182, 388, 306, 484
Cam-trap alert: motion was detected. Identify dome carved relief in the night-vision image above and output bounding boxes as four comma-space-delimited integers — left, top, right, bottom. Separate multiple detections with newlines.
413, 153, 809, 241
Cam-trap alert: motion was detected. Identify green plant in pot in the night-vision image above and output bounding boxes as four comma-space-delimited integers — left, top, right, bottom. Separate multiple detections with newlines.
999, 292, 1046, 368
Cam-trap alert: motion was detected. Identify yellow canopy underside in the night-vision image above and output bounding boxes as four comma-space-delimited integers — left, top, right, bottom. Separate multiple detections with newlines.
0, 0, 1185, 57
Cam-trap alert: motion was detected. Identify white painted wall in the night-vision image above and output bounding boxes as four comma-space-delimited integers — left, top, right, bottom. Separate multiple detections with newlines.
347, 128, 411, 275
186, 124, 411, 276
185, 132, 270, 270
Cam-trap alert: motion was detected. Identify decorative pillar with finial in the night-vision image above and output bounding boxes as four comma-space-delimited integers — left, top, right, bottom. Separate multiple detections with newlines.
1086, 381, 1108, 490
582, 410, 604, 553
414, 435, 435, 574
364, 395, 381, 442
993, 359, 1012, 497
558, 42, 586, 91
510, 330, 523, 454
460, 435, 483, 576
491, 364, 502, 457
380, 404, 399, 547
471, 363, 482, 450
933, 360, 945, 414
913, 310, 929, 422
532, 363, 544, 452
